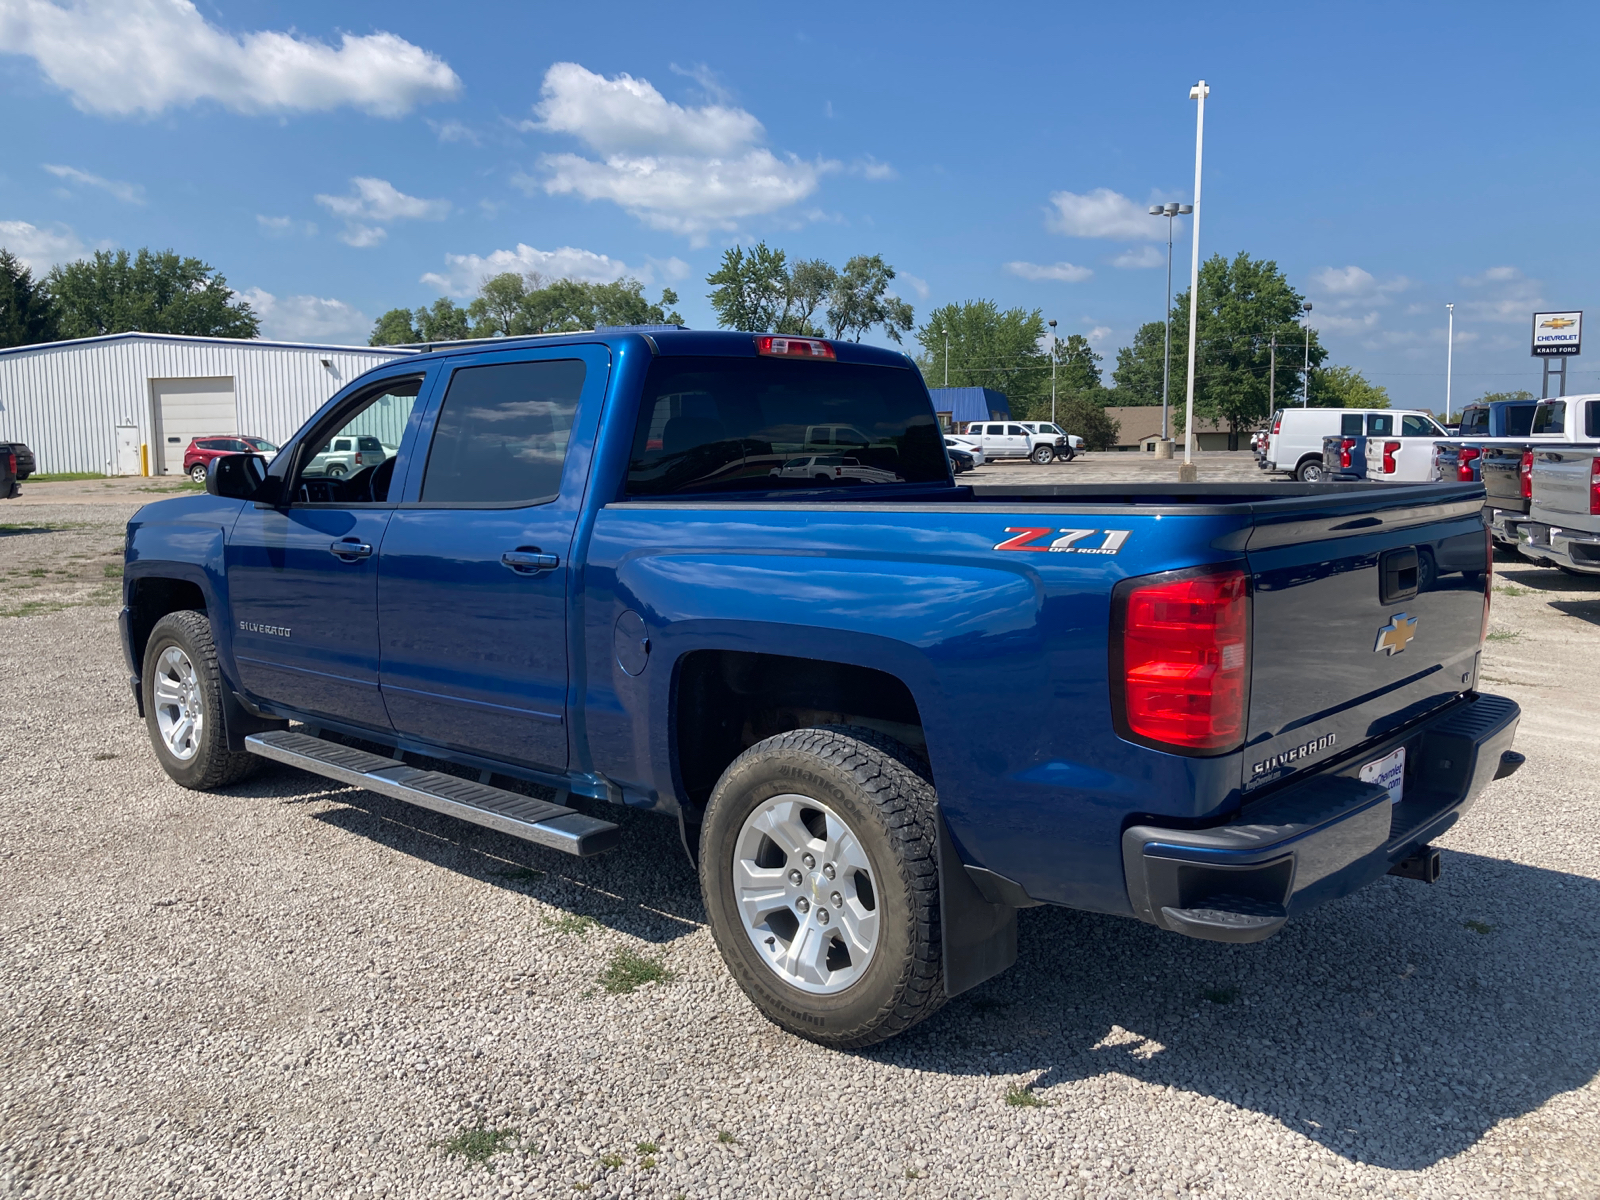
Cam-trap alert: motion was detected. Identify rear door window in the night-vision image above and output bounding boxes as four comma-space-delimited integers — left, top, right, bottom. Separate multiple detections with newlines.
1586, 401, 1600, 439
1458, 408, 1489, 436
1505, 405, 1535, 437
1401, 415, 1434, 437
1532, 402, 1565, 435
420, 360, 585, 505
626, 356, 947, 496
1367, 414, 1394, 437
1341, 414, 1363, 436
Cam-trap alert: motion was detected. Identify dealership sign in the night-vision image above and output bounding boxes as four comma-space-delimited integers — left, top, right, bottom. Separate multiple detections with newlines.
1531, 311, 1582, 357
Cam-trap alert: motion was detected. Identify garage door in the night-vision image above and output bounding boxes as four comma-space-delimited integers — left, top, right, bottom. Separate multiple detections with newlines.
151, 377, 237, 474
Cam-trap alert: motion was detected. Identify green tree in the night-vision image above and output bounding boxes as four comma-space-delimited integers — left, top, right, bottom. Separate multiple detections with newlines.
414, 297, 470, 342
466, 272, 530, 337
915, 300, 1049, 414
826, 254, 914, 343
47, 248, 258, 339
1053, 333, 1103, 391
780, 259, 836, 335
0, 249, 58, 347
1110, 321, 1168, 406
1313, 365, 1390, 409
369, 307, 419, 346
1164, 252, 1326, 447
1471, 389, 1535, 405
706, 243, 792, 332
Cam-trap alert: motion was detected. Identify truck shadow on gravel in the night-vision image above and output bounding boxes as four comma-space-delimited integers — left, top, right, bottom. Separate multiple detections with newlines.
883, 851, 1599, 1172
255, 766, 706, 943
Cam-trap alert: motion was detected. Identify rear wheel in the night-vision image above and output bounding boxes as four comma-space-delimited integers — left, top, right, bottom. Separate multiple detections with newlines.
141, 610, 257, 790
326, 463, 347, 478
1030, 444, 1054, 464
699, 726, 944, 1048
1297, 458, 1328, 482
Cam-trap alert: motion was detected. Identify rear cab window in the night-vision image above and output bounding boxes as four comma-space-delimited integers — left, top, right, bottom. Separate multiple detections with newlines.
1532, 401, 1565, 435
626, 356, 948, 497
1458, 408, 1489, 437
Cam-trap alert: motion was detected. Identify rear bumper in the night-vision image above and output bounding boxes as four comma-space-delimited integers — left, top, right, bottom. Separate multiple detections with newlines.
1122, 692, 1521, 944
1517, 521, 1600, 574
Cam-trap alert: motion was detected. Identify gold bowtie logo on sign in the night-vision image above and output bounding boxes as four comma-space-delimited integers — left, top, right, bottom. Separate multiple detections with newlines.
1374, 613, 1418, 656
1540, 316, 1578, 330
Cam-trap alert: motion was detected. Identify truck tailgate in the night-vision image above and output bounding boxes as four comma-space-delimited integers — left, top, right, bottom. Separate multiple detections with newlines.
1531, 446, 1600, 521
1480, 446, 1528, 513
1242, 488, 1488, 793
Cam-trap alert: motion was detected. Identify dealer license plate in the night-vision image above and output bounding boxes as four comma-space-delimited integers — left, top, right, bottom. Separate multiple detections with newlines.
1359, 746, 1406, 805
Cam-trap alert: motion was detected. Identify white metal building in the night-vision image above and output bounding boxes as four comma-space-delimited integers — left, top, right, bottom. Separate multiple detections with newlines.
0, 333, 414, 476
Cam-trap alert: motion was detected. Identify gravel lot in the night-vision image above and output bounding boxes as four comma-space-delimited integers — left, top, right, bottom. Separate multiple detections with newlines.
2, 482, 1597, 1200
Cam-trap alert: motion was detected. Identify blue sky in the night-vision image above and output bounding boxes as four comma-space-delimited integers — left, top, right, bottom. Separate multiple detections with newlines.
2, 0, 1596, 410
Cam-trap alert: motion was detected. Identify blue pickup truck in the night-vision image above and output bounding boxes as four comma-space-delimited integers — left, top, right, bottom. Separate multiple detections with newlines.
122, 329, 1524, 1047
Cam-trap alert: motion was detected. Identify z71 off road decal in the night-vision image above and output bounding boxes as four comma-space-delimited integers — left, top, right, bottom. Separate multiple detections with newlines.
994, 527, 1131, 555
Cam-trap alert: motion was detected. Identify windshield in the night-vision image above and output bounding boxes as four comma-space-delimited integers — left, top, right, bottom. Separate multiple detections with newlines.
626, 356, 949, 496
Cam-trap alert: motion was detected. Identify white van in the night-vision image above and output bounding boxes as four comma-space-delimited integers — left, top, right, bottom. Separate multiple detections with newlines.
1265, 407, 1443, 482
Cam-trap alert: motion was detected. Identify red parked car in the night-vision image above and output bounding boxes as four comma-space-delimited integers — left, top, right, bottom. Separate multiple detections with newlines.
181, 436, 279, 483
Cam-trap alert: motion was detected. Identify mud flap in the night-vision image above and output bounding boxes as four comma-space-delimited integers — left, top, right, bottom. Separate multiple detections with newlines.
223, 689, 288, 752
937, 816, 1017, 997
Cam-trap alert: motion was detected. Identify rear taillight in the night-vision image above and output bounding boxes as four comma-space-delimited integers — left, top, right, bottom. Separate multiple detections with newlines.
1457, 446, 1481, 483
755, 335, 835, 359
1340, 438, 1354, 469
1272, 414, 1282, 435
354, 452, 364, 466
1382, 441, 1400, 474
1520, 450, 1533, 499
4, 451, 14, 477
1590, 455, 1600, 516
1111, 566, 1250, 754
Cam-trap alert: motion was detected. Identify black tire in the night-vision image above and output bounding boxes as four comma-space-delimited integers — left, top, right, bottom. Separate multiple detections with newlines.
141, 610, 257, 790
1296, 458, 1328, 483
326, 463, 347, 478
699, 726, 945, 1048
189, 463, 208, 483
1030, 444, 1054, 465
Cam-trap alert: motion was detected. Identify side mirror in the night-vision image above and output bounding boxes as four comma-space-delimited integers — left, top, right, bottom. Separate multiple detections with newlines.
206, 453, 269, 499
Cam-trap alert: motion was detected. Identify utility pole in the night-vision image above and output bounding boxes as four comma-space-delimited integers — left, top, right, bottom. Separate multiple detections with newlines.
1048, 319, 1058, 425
944, 326, 949, 387
1269, 334, 1276, 413
1148, 201, 1193, 452
1181, 80, 1208, 481
1301, 302, 1313, 406
1445, 303, 1455, 422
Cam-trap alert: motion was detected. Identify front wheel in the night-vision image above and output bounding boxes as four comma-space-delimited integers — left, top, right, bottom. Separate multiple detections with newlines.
326, 463, 347, 478
189, 463, 208, 483
699, 726, 945, 1048
1297, 458, 1328, 483
141, 610, 257, 790
1030, 444, 1054, 464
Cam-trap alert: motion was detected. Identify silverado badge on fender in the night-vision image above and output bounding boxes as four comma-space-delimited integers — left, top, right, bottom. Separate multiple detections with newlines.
1374, 612, 1418, 656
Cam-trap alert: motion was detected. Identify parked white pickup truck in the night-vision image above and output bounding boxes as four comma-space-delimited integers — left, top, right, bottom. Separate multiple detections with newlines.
963, 421, 1071, 464
1517, 430, 1600, 574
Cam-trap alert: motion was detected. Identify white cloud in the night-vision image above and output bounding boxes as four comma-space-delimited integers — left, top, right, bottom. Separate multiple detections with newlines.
1046, 188, 1167, 240
0, 0, 461, 117
668, 61, 732, 105
241, 288, 371, 344
1005, 260, 1093, 283
851, 156, 896, 181
1317, 311, 1381, 332
1087, 325, 1113, 345
1311, 265, 1410, 306
42, 163, 143, 204
256, 214, 317, 236
0, 218, 84, 270
898, 272, 930, 300
645, 255, 691, 282
526, 61, 762, 155
1456, 265, 1543, 323
315, 177, 448, 247
428, 118, 480, 145
1112, 246, 1166, 269
521, 62, 832, 242
421, 243, 645, 297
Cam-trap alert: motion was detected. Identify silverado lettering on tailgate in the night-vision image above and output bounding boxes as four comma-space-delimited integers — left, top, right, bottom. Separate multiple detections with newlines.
1252, 732, 1336, 777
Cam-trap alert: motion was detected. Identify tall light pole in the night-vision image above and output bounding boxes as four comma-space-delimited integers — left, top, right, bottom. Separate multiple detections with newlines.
1445, 303, 1455, 423
1048, 318, 1058, 425
944, 325, 950, 387
1181, 80, 1208, 480
1301, 302, 1313, 406
1148, 201, 1193, 447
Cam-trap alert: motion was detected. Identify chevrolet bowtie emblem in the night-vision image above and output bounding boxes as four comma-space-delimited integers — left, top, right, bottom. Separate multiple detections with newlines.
1541, 316, 1577, 330
1374, 612, 1418, 655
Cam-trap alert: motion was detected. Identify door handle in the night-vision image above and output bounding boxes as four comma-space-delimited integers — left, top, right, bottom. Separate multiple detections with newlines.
329, 539, 373, 560
501, 548, 559, 574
